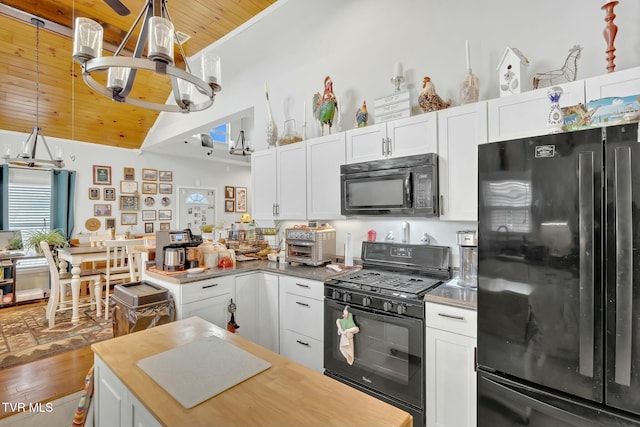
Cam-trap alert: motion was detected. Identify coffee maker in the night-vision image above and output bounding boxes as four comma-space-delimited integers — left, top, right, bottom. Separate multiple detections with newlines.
156, 229, 193, 271
456, 230, 478, 287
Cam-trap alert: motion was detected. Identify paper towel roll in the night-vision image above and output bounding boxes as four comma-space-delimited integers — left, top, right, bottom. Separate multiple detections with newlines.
345, 233, 354, 267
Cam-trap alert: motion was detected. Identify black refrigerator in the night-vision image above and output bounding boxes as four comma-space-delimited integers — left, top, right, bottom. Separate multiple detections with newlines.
477, 123, 640, 426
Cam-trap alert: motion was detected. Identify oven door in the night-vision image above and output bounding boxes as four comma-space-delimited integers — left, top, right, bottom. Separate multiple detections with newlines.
323, 298, 424, 408
341, 168, 413, 215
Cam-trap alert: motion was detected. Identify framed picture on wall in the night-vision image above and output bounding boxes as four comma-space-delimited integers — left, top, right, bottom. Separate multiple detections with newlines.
105, 218, 116, 230
142, 210, 156, 221
123, 167, 135, 180
94, 204, 112, 216
235, 187, 247, 213
104, 187, 116, 201
142, 168, 157, 181
159, 170, 173, 181
119, 195, 139, 211
158, 183, 173, 194
142, 182, 157, 194
158, 210, 172, 220
89, 188, 100, 200
120, 180, 138, 194
225, 200, 235, 213
121, 213, 137, 225
93, 165, 111, 185
225, 186, 235, 199
144, 222, 154, 234
159, 222, 170, 231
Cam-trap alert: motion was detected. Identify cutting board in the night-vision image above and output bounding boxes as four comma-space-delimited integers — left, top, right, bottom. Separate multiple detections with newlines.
136, 335, 271, 409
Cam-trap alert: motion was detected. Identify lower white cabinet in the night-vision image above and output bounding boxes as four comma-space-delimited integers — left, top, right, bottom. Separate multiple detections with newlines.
180, 276, 235, 330
279, 276, 324, 372
425, 302, 477, 427
94, 356, 162, 427
234, 272, 279, 353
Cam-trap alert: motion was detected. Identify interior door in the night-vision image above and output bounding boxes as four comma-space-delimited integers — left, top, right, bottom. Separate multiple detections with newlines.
605, 123, 640, 415
176, 187, 216, 233
477, 127, 604, 402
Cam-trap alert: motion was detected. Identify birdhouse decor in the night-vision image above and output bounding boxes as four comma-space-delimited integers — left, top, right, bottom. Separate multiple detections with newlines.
497, 47, 530, 97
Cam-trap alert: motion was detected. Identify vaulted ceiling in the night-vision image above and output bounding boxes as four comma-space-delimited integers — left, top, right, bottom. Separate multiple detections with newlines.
0, 0, 276, 150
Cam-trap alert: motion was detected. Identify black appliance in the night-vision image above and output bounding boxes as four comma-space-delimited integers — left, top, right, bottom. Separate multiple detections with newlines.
477, 123, 640, 426
155, 229, 200, 271
340, 153, 439, 217
324, 241, 451, 427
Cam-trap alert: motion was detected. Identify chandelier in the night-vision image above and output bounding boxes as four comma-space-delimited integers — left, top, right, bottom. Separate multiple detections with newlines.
71, 0, 221, 113
229, 131, 253, 156
3, 18, 64, 168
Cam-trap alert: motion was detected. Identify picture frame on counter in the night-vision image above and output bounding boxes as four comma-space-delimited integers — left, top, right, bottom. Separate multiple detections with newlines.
225, 186, 235, 199
89, 188, 100, 200
142, 168, 157, 181
104, 187, 116, 201
158, 183, 173, 194
105, 218, 116, 230
142, 210, 156, 221
142, 182, 157, 194
159, 222, 170, 231
144, 222, 154, 234
93, 165, 111, 185
159, 170, 173, 181
94, 204, 112, 216
123, 167, 135, 180
121, 213, 137, 226
120, 180, 138, 194
225, 200, 234, 213
158, 210, 172, 220
119, 195, 139, 211
235, 187, 247, 213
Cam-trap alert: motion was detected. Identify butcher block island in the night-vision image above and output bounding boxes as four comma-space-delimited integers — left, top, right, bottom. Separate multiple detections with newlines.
91, 317, 412, 427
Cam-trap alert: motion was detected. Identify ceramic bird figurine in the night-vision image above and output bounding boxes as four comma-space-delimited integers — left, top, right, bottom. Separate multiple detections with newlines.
312, 76, 338, 135
356, 100, 368, 127
418, 76, 451, 112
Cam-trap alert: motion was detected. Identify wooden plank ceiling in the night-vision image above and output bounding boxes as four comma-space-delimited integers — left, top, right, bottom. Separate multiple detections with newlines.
0, 0, 275, 150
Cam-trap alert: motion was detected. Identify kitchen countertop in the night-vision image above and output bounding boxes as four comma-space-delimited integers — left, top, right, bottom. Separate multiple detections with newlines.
144, 259, 359, 284
425, 278, 477, 310
92, 317, 412, 427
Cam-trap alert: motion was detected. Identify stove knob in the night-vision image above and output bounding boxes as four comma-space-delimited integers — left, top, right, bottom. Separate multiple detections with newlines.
396, 304, 407, 315
342, 292, 352, 303
332, 289, 341, 300
383, 301, 393, 312
362, 296, 372, 307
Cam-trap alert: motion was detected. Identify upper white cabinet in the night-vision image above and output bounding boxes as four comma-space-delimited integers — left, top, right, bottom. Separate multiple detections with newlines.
306, 133, 346, 220
438, 103, 487, 221
251, 143, 307, 220
345, 113, 438, 163
585, 66, 640, 101
488, 80, 584, 142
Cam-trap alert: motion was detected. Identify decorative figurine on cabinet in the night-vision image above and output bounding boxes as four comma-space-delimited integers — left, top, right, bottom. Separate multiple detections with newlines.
533, 45, 583, 89
418, 77, 451, 113
356, 101, 368, 127
497, 47, 530, 97
312, 76, 338, 135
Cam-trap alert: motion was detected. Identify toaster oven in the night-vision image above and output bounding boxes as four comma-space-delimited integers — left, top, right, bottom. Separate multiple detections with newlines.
285, 227, 336, 266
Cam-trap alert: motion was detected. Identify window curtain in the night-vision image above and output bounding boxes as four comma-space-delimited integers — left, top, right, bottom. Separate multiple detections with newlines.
52, 169, 76, 240
0, 165, 7, 230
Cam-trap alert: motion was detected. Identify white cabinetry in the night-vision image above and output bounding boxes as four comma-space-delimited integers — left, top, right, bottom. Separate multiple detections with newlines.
234, 272, 279, 353
437, 102, 487, 221
346, 113, 437, 163
279, 275, 324, 372
585, 66, 640, 101
94, 356, 162, 427
488, 80, 584, 142
425, 302, 477, 427
306, 133, 346, 219
251, 144, 307, 220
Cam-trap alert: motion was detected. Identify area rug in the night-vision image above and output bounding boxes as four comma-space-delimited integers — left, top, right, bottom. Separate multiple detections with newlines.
0, 303, 113, 369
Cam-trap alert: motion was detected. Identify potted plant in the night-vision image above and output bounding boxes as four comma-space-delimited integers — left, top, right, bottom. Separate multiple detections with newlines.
7, 231, 23, 250
24, 228, 69, 253
200, 224, 214, 242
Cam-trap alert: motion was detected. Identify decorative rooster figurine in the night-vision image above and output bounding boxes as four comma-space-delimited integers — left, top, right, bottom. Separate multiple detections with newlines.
356, 101, 368, 127
312, 76, 338, 135
418, 76, 451, 112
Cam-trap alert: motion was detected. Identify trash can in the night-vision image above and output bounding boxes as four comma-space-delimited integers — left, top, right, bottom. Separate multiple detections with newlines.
111, 281, 175, 337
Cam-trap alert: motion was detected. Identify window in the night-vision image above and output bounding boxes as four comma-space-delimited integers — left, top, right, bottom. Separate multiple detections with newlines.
209, 123, 228, 144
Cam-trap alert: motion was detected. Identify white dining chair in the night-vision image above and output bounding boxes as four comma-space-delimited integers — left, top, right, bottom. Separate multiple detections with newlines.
40, 241, 102, 328
99, 238, 145, 319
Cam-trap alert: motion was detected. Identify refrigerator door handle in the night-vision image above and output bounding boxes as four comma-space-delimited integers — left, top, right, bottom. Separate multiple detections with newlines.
578, 152, 595, 378
614, 146, 633, 387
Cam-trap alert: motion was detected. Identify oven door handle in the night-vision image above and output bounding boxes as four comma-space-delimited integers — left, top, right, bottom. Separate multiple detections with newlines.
325, 298, 423, 328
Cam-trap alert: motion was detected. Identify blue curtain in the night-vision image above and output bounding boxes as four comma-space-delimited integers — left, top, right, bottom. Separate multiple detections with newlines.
0, 165, 7, 230
52, 169, 76, 240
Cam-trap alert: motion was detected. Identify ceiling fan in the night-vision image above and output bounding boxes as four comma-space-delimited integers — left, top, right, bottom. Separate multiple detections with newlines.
104, 0, 131, 16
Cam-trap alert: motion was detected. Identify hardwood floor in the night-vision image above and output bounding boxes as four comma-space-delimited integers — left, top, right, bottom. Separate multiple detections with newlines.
0, 302, 95, 420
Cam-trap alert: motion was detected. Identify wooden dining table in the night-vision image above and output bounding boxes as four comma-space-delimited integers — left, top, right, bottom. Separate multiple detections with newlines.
56, 246, 109, 323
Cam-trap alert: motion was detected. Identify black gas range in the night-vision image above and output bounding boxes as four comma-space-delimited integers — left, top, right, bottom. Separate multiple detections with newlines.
324, 241, 451, 427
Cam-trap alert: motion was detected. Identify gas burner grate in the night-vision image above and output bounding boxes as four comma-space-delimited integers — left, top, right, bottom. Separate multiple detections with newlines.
335, 270, 440, 296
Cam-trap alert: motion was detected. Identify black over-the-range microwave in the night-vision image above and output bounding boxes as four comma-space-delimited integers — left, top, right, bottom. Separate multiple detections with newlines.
340, 153, 438, 217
